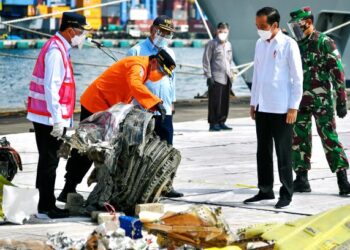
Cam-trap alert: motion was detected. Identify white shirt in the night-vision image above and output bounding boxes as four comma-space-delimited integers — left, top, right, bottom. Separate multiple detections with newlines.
27, 32, 73, 127
250, 30, 303, 114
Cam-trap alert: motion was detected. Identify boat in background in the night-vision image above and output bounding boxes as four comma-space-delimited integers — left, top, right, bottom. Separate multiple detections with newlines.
198, 0, 350, 87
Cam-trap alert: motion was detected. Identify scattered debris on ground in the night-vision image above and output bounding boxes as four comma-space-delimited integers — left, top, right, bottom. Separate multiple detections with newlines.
238, 204, 350, 250
143, 205, 236, 248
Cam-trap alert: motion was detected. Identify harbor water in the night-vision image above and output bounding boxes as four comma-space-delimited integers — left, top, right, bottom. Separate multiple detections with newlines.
0, 47, 250, 109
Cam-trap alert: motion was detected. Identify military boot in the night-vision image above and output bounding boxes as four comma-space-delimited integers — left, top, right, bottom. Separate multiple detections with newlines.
336, 169, 350, 196
293, 170, 311, 193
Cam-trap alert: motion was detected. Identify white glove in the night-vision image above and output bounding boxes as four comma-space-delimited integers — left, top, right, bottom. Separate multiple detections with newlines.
50, 123, 65, 138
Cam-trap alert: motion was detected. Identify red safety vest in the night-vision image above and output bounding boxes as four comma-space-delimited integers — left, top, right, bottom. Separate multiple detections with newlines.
27, 35, 75, 119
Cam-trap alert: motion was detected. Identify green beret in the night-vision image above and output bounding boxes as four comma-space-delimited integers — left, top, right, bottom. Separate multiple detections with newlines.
289, 6, 312, 22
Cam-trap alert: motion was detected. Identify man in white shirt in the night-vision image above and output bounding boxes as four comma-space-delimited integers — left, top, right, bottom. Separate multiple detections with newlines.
244, 7, 303, 209
26, 12, 90, 218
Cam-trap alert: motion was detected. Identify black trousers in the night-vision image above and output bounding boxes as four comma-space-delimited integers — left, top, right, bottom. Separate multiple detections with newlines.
64, 105, 93, 185
154, 114, 176, 191
208, 80, 231, 125
255, 111, 293, 201
154, 115, 174, 145
33, 122, 66, 211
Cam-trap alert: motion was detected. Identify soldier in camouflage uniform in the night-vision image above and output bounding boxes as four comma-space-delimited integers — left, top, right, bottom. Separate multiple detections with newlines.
288, 7, 350, 196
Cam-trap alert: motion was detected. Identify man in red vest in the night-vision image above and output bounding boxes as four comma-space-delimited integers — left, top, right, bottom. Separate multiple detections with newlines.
27, 12, 90, 219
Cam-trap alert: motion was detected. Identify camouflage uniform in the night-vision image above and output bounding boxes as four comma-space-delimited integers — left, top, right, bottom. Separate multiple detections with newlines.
292, 30, 349, 173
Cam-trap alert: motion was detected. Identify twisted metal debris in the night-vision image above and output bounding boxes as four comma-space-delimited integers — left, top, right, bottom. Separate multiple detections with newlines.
59, 104, 181, 214
46, 232, 86, 250
144, 205, 236, 248
46, 225, 159, 250
0, 137, 22, 181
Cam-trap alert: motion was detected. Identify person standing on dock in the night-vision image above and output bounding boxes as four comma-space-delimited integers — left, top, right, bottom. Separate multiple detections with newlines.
57, 49, 176, 203
288, 7, 350, 196
203, 22, 234, 132
127, 15, 183, 198
26, 12, 90, 218
244, 7, 303, 209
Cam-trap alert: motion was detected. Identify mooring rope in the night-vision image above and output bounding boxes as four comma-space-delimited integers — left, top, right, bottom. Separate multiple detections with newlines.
0, 0, 256, 74
0, 7, 245, 71
5, 23, 52, 38
0, 52, 204, 75
2, 0, 350, 75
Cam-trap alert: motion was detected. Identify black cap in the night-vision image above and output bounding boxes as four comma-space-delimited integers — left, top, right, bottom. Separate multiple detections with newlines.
156, 49, 176, 77
60, 12, 91, 31
152, 15, 175, 32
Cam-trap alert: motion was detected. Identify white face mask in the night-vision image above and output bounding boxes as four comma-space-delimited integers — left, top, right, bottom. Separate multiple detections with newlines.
71, 31, 87, 49
153, 29, 173, 48
257, 29, 272, 41
153, 34, 169, 48
218, 32, 228, 41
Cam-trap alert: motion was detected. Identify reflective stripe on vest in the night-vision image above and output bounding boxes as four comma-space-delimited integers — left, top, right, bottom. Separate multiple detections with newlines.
27, 35, 76, 119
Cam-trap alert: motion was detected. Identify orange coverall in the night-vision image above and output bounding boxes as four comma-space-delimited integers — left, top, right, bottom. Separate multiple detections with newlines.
80, 56, 161, 113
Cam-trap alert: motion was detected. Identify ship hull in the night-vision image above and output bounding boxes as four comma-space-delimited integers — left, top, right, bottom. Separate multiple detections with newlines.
199, 0, 350, 85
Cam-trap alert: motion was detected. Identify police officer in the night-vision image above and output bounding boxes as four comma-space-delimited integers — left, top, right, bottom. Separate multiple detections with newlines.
127, 16, 183, 198
288, 7, 350, 196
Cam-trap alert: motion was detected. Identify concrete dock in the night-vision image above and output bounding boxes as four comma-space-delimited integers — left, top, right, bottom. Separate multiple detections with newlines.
0, 98, 251, 135
0, 107, 350, 242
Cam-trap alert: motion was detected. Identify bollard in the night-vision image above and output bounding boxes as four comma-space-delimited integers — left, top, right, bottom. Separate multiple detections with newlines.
192, 40, 203, 48
35, 40, 46, 49
172, 40, 184, 48
16, 41, 30, 49
119, 40, 130, 48
101, 40, 114, 48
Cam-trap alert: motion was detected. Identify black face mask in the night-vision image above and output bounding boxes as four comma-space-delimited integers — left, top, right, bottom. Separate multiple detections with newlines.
301, 23, 310, 32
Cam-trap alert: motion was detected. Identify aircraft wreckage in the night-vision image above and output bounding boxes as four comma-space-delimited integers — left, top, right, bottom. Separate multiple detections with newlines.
59, 104, 181, 214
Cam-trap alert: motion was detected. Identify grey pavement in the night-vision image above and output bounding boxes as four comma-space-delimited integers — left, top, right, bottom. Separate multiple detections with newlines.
1, 110, 350, 241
